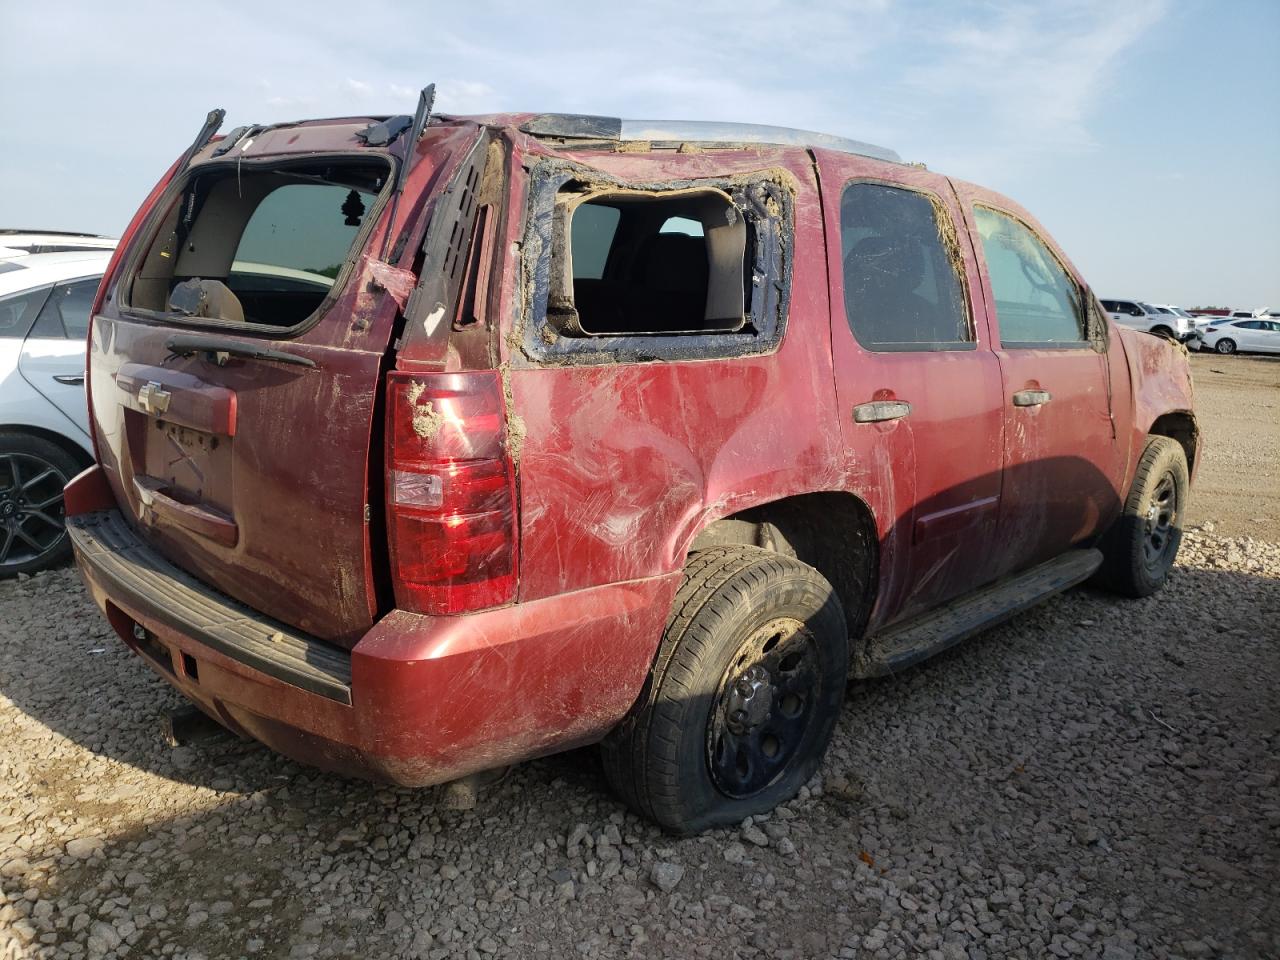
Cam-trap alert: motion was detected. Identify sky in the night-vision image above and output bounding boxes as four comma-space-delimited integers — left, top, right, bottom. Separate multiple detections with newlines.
1, 0, 1277, 309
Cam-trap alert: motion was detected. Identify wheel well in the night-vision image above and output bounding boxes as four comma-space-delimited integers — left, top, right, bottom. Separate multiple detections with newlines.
688, 492, 879, 639
0, 425, 94, 471
1149, 412, 1199, 473
1150, 325, 1175, 337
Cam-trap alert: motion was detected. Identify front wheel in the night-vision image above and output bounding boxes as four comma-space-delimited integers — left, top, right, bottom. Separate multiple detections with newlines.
602, 546, 848, 833
1214, 338, 1237, 355
1092, 436, 1188, 598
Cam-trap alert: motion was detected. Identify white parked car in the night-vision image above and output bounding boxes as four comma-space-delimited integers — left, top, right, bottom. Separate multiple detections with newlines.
1100, 299, 1197, 343
1199, 318, 1280, 355
0, 249, 112, 574
0, 230, 116, 256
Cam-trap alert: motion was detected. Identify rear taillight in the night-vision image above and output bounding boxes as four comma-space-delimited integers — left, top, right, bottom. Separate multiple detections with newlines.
386, 370, 517, 615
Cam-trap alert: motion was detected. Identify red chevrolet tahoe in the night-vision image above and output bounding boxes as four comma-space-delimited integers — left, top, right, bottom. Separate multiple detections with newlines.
66, 94, 1197, 832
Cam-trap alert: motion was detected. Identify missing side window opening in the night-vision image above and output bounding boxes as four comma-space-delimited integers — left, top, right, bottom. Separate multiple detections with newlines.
547, 189, 749, 337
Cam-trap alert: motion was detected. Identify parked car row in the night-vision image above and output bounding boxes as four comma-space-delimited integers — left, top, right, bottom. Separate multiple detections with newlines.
1197, 316, 1280, 355
1100, 298, 1279, 355
1100, 299, 1199, 344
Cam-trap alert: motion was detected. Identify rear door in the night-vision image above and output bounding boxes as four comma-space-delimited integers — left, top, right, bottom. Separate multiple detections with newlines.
1263, 321, 1280, 353
816, 151, 1005, 624
958, 195, 1125, 576
89, 125, 483, 644
19, 276, 98, 438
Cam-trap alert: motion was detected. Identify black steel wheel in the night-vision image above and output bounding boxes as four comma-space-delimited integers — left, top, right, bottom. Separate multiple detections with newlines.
706, 617, 822, 799
1092, 435, 1189, 598
1141, 471, 1179, 574
602, 545, 848, 833
0, 434, 82, 576
1214, 338, 1237, 355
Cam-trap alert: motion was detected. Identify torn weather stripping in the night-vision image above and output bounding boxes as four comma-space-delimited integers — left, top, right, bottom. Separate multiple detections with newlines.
519, 162, 793, 364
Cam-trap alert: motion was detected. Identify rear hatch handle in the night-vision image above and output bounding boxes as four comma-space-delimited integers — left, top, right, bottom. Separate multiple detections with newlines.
164, 334, 316, 369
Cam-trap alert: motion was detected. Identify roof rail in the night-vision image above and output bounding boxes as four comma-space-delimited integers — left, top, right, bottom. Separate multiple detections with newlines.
518, 114, 901, 163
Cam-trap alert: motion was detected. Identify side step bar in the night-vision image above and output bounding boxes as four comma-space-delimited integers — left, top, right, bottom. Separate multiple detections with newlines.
854, 548, 1103, 678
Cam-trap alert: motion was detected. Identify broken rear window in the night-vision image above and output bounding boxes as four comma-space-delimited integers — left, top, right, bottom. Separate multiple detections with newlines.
521, 165, 791, 363
123, 158, 391, 330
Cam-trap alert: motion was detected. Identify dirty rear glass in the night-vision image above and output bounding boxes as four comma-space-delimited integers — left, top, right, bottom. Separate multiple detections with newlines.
974, 207, 1085, 345
840, 183, 971, 352
123, 159, 389, 330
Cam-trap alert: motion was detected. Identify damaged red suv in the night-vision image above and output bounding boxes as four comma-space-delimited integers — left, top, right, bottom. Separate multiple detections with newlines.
68, 92, 1197, 831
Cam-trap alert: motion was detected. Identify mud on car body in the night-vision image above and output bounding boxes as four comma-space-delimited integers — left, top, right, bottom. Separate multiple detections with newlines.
67, 94, 1198, 832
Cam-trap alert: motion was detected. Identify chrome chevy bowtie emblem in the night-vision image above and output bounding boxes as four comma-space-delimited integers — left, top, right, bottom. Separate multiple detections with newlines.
138, 381, 171, 415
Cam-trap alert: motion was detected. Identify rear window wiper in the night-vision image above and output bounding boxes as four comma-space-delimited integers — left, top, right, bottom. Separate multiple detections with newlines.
164, 333, 316, 368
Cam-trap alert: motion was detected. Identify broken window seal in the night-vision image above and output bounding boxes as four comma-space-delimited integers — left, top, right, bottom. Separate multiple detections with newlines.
517, 160, 793, 366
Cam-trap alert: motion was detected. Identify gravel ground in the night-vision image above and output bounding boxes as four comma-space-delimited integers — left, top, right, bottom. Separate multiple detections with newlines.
1184, 353, 1279, 541
2, 361, 1278, 960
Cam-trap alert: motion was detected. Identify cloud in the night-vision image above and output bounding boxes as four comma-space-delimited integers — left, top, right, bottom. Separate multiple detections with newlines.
342, 78, 375, 98
902, 0, 1168, 169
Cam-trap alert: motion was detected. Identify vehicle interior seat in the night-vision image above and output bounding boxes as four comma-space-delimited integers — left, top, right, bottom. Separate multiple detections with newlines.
623, 233, 710, 333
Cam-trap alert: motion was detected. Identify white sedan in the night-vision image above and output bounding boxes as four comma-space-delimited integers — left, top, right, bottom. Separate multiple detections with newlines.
1199, 318, 1280, 355
0, 249, 112, 574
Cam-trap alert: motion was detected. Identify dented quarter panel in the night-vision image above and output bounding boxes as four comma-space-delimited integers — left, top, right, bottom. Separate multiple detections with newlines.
1115, 325, 1198, 486
503, 145, 849, 601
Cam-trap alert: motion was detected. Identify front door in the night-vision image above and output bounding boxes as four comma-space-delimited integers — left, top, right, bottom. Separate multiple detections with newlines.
958, 194, 1125, 577
815, 152, 1005, 627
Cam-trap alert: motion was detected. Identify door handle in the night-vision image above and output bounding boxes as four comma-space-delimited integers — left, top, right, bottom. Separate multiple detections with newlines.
853, 400, 912, 423
53, 372, 86, 386
1012, 389, 1052, 407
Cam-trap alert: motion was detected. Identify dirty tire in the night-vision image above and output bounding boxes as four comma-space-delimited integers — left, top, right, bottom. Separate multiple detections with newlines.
1092, 435, 1189, 598
602, 545, 847, 834
1214, 338, 1237, 355
0, 432, 81, 577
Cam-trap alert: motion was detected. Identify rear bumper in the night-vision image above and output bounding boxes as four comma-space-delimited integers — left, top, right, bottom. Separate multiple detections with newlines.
67, 467, 679, 786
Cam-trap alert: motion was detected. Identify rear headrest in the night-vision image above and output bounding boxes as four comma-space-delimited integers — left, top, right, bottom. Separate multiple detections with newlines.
168, 278, 245, 323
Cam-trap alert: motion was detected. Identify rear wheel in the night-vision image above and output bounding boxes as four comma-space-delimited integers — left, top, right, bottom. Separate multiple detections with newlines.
1214, 338, 1237, 355
602, 546, 847, 833
0, 434, 82, 576
1092, 435, 1188, 598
